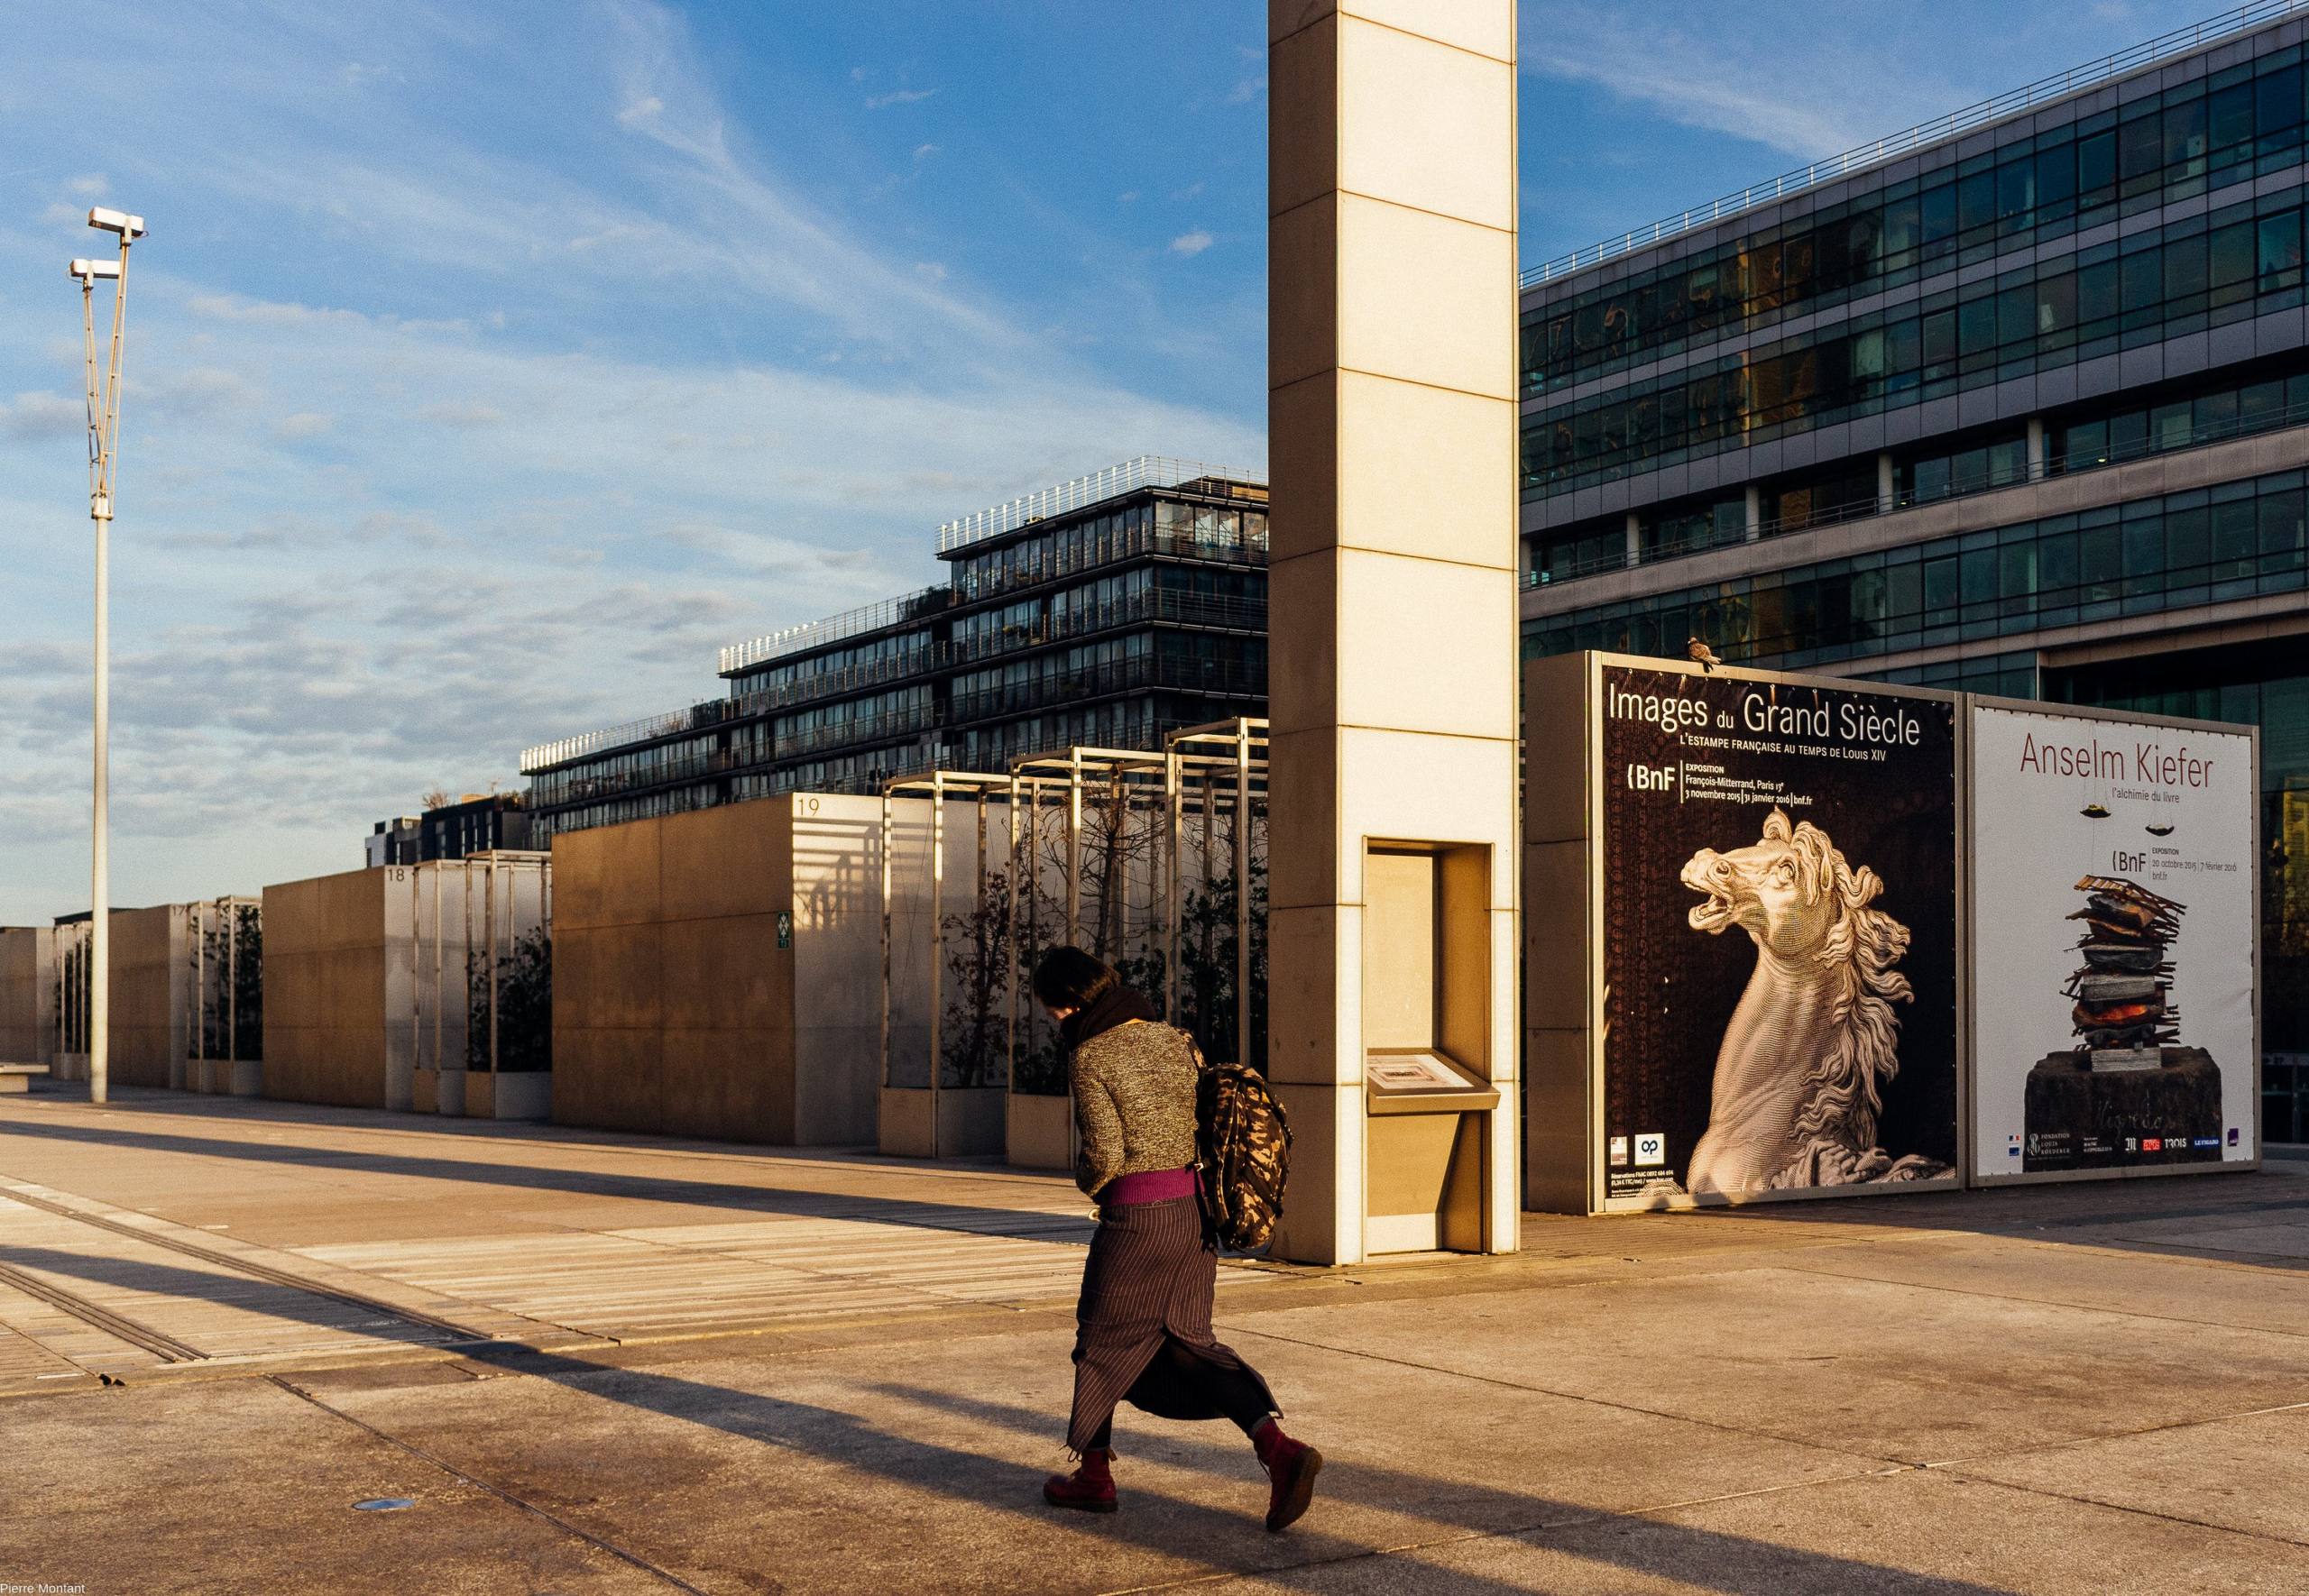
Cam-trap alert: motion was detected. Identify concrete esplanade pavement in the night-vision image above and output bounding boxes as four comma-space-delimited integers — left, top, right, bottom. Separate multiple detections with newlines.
0, 1085, 2302, 1594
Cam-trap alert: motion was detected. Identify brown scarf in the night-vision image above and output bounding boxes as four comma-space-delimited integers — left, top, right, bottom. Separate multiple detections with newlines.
1061, 983, 1159, 1050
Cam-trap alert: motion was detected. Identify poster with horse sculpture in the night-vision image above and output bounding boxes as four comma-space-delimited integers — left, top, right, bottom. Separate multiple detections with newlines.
1595, 662, 1962, 1209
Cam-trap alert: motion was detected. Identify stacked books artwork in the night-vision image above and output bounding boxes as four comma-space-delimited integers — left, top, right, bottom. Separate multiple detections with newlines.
2065, 875, 2181, 1071
2021, 873, 2222, 1172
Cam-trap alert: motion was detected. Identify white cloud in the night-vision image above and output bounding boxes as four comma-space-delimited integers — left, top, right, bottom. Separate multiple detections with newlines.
1169, 231, 1214, 257
1520, 4, 1967, 161
616, 93, 664, 127
864, 87, 935, 109
1227, 77, 1266, 105
69, 174, 108, 197
0, 0, 1268, 923
0, 390, 82, 441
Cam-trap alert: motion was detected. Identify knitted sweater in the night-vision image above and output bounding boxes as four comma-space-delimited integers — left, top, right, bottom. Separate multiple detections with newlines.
1070, 1020, 1201, 1197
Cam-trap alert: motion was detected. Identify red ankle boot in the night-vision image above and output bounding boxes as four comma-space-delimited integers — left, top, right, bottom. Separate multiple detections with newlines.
1044, 1448, 1118, 1514
1252, 1419, 1321, 1532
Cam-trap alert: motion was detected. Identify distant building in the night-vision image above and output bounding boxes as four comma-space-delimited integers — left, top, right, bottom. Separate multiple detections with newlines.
1516, 9, 2309, 1057
522, 457, 1268, 839
365, 794, 530, 866
365, 817, 419, 867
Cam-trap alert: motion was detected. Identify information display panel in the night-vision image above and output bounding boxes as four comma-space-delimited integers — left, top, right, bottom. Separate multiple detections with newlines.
1967, 700, 2259, 1183
1591, 658, 1963, 1210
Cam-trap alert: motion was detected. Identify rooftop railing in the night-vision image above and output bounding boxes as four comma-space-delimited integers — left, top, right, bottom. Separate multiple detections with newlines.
1521, 0, 2309, 289
935, 455, 1263, 555
718, 583, 953, 675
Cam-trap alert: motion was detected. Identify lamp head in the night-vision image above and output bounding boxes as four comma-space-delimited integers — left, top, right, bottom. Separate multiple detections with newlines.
67, 258, 124, 282
86, 207, 146, 239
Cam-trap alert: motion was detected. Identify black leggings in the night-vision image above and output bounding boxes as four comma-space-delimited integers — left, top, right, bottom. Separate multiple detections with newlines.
1089, 1335, 1274, 1450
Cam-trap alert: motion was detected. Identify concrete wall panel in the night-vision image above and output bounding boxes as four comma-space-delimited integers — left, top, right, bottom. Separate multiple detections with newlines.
0, 928, 55, 1065
553, 793, 883, 1147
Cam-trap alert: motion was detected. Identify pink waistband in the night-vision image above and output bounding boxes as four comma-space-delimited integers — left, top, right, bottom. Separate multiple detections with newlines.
1101, 1166, 1198, 1206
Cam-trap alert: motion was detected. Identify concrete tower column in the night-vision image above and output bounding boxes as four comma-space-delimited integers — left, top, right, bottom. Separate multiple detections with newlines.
1266, 1, 1522, 1265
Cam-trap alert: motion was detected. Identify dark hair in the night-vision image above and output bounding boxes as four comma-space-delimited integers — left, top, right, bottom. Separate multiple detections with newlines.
1032, 945, 1118, 1012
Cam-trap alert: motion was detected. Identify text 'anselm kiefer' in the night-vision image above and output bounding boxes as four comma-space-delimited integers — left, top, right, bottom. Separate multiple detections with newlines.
1608, 683, 1924, 747
2017, 732, 2216, 788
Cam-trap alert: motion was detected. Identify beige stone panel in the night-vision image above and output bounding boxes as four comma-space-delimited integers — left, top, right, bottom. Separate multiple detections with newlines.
1267, 10, 1337, 217
1336, 17, 1513, 230
1265, 372, 1338, 565
1345, 0, 1513, 60
1336, 729, 1517, 902
1266, 726, 1342, 911
1335, 193, 1516, 399
1266, 1081, 1362, 1264
1264, 553, 1338, 736
660, 913, 780, 1034
1333, 551, 1518, 739
1268, 194, 1338, 390
1334, 371, 1517, 567
661, 803, 791, 923
1265, 903, 1360, 1085
1484, 906, 1519, 1082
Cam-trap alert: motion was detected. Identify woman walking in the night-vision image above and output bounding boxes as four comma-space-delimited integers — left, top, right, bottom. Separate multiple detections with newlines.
1032, 945, 1321, 1532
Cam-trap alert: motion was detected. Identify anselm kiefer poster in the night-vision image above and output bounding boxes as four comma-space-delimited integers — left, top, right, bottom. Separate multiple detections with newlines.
1597, 663, 1961, 1208
1968, 702, 2257, 1179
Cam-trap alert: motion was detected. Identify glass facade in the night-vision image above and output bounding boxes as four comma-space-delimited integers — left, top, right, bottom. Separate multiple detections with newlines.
1524, 41, 2309, 400
1526, 467, 2309, 671
1525, 179, 2309, 493
1522, 18, 2309, 1086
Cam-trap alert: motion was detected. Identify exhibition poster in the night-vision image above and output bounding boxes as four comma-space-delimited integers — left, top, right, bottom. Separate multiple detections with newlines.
1969, 704, 2257, 1177
1597, 664, 1962, 1207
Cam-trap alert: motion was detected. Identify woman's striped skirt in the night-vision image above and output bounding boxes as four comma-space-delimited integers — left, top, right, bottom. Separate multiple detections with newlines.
1065, 1193, 1275, 1454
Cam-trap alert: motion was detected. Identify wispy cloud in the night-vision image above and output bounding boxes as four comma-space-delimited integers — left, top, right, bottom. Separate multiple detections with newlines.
864, 87, 936, 109
0, 0, 1266, 922
1169, 230, 1213, 257
1519, 4, 1965, 161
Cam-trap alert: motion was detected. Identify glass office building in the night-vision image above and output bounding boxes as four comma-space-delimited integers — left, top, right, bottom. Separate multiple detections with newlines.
1518, 7, 2309, 1076
521, 459, 1267, 838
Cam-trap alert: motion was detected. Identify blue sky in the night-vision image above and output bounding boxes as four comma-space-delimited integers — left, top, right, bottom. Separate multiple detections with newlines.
0, 0, 2224, 921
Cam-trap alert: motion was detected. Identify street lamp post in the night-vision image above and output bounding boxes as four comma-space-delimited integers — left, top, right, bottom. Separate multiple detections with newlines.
69, 206, 143, 1108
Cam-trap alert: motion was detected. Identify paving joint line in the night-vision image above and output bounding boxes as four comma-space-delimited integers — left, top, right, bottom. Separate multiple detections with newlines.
1933, 1465, 2309, 1549
1771, 1258, 2309, 1339
1918, 1398, 2309, 1471
0, 1262, 201, 1362
1221, 1321, 1894, 1465
265, 1372, 711, 1594
0, 1180, 538, 1349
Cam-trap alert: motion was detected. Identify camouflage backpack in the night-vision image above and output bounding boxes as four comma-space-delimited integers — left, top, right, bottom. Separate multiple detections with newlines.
1193, 1048, 1292, 1253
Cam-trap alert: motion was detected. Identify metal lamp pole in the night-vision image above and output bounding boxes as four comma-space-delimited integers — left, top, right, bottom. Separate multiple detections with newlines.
69, 206, 143, 1107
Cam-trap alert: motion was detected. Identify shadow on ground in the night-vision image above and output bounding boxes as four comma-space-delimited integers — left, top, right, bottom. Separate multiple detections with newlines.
5, 1241, 2010, 1594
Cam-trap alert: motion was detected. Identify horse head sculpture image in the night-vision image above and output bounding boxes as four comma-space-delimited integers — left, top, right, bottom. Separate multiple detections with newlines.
1679, 806, 1950, 1196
